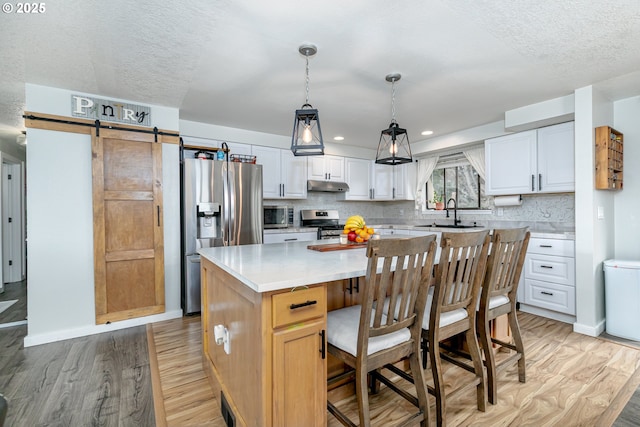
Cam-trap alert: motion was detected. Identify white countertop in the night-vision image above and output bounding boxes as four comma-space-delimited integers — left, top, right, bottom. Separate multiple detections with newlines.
264, 227, 318, 234
199, 239, 370, 293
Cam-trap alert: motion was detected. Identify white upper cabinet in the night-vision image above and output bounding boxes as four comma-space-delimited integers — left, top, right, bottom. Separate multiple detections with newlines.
307, 155, 345, 182
252, 146, 307, 199
536, 122, 575, 193
371, 161, 415, 201
343, 157, 371, 201
484, 122, 574, 196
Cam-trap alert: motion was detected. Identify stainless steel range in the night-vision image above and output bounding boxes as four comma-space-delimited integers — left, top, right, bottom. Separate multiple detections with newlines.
300, 209, 343, 240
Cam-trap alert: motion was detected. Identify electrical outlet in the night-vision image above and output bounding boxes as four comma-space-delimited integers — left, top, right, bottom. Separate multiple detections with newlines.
497, 207, 504, 217
597, 206, 604, 220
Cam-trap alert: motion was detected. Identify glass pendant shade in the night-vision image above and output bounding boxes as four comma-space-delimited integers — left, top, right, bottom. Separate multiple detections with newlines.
291, 103, 324, 156
375, 122, 413, 165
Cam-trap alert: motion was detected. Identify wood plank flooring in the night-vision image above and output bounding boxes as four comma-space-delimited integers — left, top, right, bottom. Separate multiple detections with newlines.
0, 280, 27, 325
2, 310, 640, 426
151, 312, 640, 426
0, 324, 155, 426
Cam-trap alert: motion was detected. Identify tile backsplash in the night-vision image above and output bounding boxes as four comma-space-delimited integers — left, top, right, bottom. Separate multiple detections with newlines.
267, 192, 575, 232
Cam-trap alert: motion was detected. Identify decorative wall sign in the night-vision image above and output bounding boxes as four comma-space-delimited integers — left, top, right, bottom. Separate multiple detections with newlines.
71, 95, 151, 126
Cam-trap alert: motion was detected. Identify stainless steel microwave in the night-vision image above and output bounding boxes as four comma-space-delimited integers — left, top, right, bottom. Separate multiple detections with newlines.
264, 205, 293, 229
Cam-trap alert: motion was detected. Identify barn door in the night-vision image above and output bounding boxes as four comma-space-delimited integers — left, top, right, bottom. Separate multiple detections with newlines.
92, 128, 164, 324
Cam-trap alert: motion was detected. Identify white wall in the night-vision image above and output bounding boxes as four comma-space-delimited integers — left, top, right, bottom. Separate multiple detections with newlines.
24, 84, 181, 346
573, 86, 614, 336
614, 96, 640, 258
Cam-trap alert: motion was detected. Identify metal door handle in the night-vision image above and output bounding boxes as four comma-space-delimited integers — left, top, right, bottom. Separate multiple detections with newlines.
531, 174, 535, 191
157, 205, 160, 227
539, 174, 542, 191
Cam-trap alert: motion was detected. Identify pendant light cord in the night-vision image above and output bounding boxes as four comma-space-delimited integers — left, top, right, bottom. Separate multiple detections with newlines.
390, 78, 397, 125
305, 54, 310, 106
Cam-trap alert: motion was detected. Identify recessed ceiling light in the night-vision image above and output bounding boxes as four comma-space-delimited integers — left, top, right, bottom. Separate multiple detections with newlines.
421, 130, 434, 136
333, 136, 344, 141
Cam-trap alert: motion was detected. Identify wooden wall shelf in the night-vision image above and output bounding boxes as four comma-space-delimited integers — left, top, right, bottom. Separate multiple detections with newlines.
595, 126, 623, 190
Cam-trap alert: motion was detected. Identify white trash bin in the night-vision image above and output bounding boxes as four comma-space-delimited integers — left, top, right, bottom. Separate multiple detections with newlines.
604, 259, 640, 341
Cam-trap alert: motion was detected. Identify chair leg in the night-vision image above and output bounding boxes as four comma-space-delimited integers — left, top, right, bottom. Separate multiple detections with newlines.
409, 350, 431, 427
429, 336, 446, 427
356, 364, 371, 427
478, 314, 497, 405
465, 328, 487, 412
509, 311, 526, 383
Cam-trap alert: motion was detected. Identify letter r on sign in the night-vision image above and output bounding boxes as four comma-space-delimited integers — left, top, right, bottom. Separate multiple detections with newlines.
73, 96, 94, 115
122, 108, 136, 122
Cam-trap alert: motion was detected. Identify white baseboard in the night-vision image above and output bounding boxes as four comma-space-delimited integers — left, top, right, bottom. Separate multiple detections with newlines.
518, 303, 576, 324
573, 319, 606, 337
23, 309, 183, 347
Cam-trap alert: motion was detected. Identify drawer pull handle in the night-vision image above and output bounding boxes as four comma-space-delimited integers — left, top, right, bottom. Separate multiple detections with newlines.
284, 238, 298, 241
540, 265, 553, 269
539, 245, 553, 248
541, 291, 554, 296
290, 300, 317, 310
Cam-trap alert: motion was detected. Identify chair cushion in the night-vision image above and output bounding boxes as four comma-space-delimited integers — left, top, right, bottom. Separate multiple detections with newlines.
327, 305, 411, 357
422, 287, 468, 330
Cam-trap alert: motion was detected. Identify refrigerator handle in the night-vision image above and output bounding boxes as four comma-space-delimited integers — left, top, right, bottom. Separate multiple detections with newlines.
228, 165, 236, 245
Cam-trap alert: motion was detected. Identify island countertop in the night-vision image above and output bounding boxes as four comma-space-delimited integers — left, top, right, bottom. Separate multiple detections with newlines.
198, 238, 373, 293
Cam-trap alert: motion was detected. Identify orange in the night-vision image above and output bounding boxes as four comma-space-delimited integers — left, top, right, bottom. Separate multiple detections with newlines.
355, 236, 364, 243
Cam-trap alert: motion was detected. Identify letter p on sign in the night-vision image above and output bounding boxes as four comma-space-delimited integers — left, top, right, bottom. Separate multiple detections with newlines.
72, 96, 94, 115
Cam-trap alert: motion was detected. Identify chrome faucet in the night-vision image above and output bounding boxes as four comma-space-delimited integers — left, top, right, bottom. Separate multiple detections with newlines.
445, 198, 460, 225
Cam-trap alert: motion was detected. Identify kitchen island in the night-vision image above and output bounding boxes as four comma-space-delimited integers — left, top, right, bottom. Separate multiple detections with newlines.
199, 238, 380, 427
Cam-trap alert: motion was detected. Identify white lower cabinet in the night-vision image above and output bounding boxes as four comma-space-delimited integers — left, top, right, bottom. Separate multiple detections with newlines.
521, 236, 576, 319
263, 231, 318, 244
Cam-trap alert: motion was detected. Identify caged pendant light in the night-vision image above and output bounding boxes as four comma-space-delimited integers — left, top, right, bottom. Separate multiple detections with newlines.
291, 44, 325, 156
375, 73, 413, 165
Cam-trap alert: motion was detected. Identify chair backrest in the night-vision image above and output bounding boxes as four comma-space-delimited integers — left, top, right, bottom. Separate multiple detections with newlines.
431, 230, 490, 324
481, 227, 530, 304
359, 235, 437, 354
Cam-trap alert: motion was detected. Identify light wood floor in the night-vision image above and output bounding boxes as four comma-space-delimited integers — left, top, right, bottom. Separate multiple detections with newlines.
150, 312, 640, 426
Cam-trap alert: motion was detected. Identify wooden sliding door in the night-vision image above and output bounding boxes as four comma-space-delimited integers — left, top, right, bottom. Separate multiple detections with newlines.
92, 128, 164, 324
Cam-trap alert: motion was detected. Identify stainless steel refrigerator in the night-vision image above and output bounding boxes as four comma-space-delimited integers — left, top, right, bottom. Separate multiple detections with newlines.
182, 158, 263, 314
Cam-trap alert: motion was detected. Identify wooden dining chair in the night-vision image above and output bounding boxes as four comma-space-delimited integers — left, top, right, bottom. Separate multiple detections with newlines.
477, 227, 530, 404
326, 235, 437, 427
421, 230, 490, 427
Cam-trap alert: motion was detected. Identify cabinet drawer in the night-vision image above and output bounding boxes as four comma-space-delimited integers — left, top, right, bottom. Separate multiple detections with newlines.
525, 254, 575, 286
525, 279, 575, 315
528, 238, 574, 257
272, 286, 326, 328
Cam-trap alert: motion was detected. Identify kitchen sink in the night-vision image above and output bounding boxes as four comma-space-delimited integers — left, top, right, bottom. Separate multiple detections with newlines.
416, 224, 479, 229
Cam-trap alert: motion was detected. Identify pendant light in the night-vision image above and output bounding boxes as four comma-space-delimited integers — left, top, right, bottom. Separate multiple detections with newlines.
291, 44, 325, 156
375, 73, 413, 165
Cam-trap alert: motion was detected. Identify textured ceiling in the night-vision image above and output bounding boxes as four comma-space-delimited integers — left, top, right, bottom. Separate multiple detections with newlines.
1, 0, 640, 149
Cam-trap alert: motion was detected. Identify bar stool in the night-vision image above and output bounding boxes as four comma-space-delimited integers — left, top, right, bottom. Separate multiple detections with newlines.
326, 235, 437, 427
477, 227, 530, 404
421, 230, 490, 427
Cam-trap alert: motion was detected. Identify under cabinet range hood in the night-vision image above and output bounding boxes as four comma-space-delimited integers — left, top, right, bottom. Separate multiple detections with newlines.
307, 179, 350, 192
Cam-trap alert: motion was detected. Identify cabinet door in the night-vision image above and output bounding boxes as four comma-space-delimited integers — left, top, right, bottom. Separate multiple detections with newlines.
252, 146, 282, 199
326, 155, 345, 181
307, 156, 327, 181
393, 162, 416, 200
281, 150, 307, 199
485, 130, 537, 195
344, 158, 371, 200
537, 122, 574, 193
273, 319, 327, 427
226, 142, 253, 157
372, 163, 393, 200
